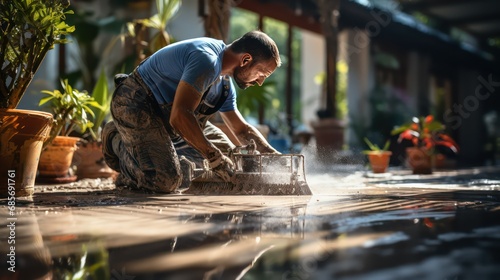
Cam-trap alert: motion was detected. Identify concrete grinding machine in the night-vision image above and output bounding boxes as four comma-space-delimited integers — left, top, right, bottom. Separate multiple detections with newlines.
180, 140, 312, 195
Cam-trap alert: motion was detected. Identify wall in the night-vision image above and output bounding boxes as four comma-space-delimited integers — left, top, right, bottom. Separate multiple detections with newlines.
169, 0, 204, 41
17, 47, 60, 111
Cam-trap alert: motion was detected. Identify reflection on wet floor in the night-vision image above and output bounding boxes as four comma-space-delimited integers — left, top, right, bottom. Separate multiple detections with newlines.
1, 167, 500, 279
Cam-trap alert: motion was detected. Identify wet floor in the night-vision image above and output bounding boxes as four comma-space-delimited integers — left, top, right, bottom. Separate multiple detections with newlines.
1, 165, 500, 280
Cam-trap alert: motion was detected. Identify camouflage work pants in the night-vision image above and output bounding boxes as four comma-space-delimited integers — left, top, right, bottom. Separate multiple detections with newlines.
110, 71, 235, 193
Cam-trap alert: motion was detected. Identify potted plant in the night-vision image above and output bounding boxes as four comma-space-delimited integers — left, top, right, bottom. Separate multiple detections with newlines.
391, 115, 459, 174
0, 0, 74, 197
362, 138, 392, 174
37, 79, 101, 183
310, 67, 346, 162
72, 69, 117, 179
111, 0, 180, 72
310, 0, 345, 163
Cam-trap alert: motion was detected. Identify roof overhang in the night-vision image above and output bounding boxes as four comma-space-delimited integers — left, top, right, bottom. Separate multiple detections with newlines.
236, 0, 500, 71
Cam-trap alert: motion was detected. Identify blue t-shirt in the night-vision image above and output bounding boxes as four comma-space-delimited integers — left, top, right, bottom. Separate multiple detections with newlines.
137, 37, 236, 112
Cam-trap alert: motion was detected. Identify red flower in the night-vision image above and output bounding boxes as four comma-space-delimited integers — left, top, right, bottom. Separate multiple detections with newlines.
400, 129, 416, 141
412, 138, 419, 146
435, 134, 459, 153
391, 115, 459, 155
422, 138, 433, 150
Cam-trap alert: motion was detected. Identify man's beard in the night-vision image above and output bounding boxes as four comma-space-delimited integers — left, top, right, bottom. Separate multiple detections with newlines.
233, 65, 253, 89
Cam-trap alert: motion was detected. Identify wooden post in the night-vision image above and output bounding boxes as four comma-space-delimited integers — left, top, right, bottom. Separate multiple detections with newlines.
203, 0, 231, 42
316, 0, 340, 118
258, 15, 265, 124
286, 25, 294, 139
58, 44, 66, 79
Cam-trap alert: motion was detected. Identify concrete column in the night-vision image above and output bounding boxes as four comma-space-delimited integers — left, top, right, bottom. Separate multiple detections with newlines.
170, 0, 205, 40
345, 29, 373, 149
406, 51, 431, 116
300, 30, 325, 131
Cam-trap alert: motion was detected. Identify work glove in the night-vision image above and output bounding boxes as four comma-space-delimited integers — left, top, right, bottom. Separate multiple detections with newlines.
208, 154, 235, 182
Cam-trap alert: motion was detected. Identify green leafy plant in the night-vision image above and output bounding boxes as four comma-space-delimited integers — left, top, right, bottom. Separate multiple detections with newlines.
391, 115, 459, 155
87, 68, 112, 141
122, 0, 181, 66
362, 137, 390, 154
39, 79, 102, 146
236, 80, 277, 118
146, 0, 181, 52
64, 7, 122, 90
0, 0, 74, 109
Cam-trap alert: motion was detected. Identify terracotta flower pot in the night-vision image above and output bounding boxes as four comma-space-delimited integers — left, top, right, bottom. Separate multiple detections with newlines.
0, 109, 53, 197
311, 118, 345, 162
38, 136, 80, 183
366, 151, 392, 173
406, 147, 432, 174
433, 153, 447, 169
73, 141, 117, 179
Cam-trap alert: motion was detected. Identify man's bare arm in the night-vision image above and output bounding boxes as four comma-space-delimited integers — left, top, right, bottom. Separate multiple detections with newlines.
220, 110, 280, 154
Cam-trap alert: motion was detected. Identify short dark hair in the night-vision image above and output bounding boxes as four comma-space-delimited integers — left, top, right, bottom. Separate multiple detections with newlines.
229, 30, 281, 67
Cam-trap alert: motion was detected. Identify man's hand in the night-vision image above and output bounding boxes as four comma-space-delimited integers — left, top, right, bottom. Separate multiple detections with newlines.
208, 154, 235, 182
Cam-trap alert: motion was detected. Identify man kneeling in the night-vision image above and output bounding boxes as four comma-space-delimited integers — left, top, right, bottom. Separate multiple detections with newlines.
102, 30, 281, 193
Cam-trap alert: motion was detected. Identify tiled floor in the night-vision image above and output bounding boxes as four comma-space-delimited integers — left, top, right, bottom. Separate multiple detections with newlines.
1, 165, 500, 279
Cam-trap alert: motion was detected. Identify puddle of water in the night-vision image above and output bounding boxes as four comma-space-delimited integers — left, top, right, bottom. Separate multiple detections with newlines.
3, 193, 500, 280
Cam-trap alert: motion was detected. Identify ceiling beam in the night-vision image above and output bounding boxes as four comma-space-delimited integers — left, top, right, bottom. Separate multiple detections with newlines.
398, 0, 500, 40
236, 0, 322, 34
476, 29, 500, 38
400, 0, 494, 10
447, 14, 500, 25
